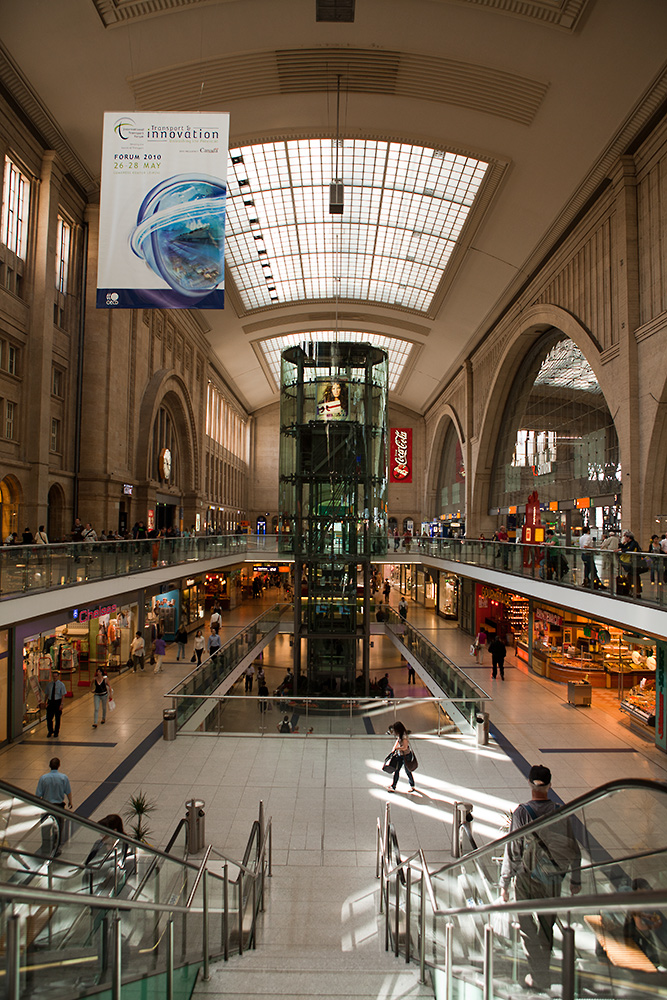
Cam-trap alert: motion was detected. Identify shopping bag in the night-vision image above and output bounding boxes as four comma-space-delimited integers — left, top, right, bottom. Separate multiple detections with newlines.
191, 654, 196, 662
382, 752, 399, 774
108, 699, 116, 712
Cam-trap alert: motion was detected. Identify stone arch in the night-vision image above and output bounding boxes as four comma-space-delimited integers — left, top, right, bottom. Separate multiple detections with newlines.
470, 306, 610, 530
641, 372, 667, 536
47, 483, 66, 541
135, 370, 199, 491
424, 405, 465, 514
0, 474, 23, 540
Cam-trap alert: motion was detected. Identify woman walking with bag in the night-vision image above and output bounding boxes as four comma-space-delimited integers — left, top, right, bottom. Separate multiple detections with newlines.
92, 668, 112, 728
387, 720, 417, 793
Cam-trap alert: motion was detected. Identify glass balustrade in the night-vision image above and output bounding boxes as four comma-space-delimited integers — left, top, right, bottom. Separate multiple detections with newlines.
380, 777, 667, 998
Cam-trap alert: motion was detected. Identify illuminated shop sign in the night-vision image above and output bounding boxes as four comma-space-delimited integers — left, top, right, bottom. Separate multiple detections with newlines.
390, 427, 412, 483
123, 483, 134, 495
73, 603, 118, 623
534, 607, 563, 628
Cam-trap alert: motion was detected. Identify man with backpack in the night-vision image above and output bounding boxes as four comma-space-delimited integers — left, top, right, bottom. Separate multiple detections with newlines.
500, 765, 581, 992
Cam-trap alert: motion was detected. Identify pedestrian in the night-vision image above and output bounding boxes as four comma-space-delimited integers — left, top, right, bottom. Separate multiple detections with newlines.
619, 530, 642, 596
36, 757, 73, 855
475, 627, 487, 663
407, 662, 416, 685
193, 629, 205, 665
488, 634, 507, 680
92, 668, 112, 726
130, 631, 145, 671
279, 714, 292, 733
258, 677, 269, 713
500, 765, 581, 992
175, 622, 188, 660
22, 526, 34, 544
386, 721, 416, 793
402, 530, 412, 552
383, 579, 391, 603
393, 528, 400, 551
579, 527, 602, 588
35, 524, 49, 544
44, 670, 67, 737
245, 662, 255, 693
71, 517, 84, 541
82, 522, 98, 542
648, 534, 662, 585
207, 630, 221, 657
153, 634, 166, 673
398, 596, 408, 621
209, 607, 222, 634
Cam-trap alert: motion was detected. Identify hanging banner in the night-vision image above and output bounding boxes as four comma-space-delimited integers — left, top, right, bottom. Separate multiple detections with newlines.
97, 111, 229, 309
655, 641, 667, 753
390, 427, 412, 483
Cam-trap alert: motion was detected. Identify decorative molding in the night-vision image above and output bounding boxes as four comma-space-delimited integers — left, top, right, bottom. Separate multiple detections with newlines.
0, 43, 96, 196
429, 0, 589, 31
635, 312, 667, 344
130, 47, 548, 127
600, 343, 620, 362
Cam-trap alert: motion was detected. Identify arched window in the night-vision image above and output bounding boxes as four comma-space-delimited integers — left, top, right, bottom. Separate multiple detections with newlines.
151, 405, 179, 487
435, 421, 465, 517
489, 335, 620, 510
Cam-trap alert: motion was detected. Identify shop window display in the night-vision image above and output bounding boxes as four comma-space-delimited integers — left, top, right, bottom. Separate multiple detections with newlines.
22, 606, 135, 730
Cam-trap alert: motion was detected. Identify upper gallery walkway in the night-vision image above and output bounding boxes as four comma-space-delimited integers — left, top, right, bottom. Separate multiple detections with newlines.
2, 534, 667, 637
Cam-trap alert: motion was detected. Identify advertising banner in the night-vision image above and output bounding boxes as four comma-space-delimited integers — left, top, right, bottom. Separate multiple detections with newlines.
390, 427, 412, 482
316, 379, 348, 421
655, 641, 667, 752
97, 112, 229, 309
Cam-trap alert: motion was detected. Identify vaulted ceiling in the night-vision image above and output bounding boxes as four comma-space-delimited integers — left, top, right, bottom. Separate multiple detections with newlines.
2, 0, 667, 414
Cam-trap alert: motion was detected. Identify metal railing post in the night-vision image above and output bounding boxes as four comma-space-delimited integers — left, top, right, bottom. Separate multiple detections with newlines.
112, 914, 122, 1000
419, 873, 427, 985
202, 872, 210, 980
223, 862, 229, 961
394, 868, 400, 957
405, 865, 412, 963
238, 870, 244, 955
7, 913, 21, 1000
562, 925, 575, 1000
483, 923, 494, 1000
444, 921, 453, 999
166, 916, 174, 1000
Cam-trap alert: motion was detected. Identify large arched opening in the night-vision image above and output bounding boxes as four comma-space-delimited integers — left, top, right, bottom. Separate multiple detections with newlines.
0, 475, 23, 541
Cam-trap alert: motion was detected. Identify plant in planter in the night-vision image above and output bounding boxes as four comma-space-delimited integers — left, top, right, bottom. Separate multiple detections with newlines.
124, 790, 157, 843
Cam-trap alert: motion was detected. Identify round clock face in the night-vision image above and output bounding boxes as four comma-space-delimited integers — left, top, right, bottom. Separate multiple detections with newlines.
159, 448, 172, 480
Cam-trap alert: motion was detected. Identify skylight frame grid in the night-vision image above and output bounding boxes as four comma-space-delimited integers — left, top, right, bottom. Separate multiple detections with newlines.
225, 137, 488, 311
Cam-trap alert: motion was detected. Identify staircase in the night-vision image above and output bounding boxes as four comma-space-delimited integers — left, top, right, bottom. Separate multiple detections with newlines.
194, 865, 432, 999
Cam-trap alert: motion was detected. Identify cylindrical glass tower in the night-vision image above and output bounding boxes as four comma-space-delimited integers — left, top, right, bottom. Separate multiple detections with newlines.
279, 342, 388, 695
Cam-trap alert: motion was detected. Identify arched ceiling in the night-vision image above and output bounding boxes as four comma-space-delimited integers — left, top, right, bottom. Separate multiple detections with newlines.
1, 0, 667, 415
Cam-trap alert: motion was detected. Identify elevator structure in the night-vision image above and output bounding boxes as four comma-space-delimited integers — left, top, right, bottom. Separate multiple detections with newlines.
279, 342, 388, 695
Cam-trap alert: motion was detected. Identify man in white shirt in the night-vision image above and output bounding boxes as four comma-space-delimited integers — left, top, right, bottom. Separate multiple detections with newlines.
245, 662, 255, 693
130, 631, 145, 671
579, 529, 602, 588
82, 523, 98, 542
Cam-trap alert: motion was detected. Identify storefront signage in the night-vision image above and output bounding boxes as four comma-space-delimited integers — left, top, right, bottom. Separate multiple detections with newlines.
97, 111, 230, 310
185, 578, 196, 587
123, 483, 134, 495
575, 497, 590, 509
73, 603, 118, 624
390, 428, 412, 483
534, 607, 563, 628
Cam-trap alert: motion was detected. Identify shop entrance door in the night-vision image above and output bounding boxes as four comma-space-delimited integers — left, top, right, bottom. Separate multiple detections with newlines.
156, 503, 176, 530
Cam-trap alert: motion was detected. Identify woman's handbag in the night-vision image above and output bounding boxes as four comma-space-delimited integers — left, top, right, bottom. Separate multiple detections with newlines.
382, 751, 400, 774
405, 750, 419, 772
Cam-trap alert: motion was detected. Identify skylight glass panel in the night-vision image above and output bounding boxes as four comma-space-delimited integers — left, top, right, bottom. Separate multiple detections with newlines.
225, 139, 488, 312
259, 332, 412, 391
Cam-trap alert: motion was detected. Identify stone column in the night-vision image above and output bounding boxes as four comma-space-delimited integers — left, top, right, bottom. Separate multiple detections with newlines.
25, 151, 65, 530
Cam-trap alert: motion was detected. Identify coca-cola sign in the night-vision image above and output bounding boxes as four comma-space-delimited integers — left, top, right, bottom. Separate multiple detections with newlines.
390, 427, 412, 483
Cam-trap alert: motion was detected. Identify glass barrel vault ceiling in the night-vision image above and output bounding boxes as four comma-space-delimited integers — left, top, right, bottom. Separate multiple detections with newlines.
261, 331, 411, 391
225, 138, 489, 312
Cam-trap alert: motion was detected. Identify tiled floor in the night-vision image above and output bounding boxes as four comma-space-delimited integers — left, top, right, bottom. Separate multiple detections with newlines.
3, 587, 666, 994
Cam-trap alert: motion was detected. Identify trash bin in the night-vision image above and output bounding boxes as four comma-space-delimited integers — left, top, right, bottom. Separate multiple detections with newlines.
163, 708, 177, 741
185, 798, 206, 853
476, 711, 490, 746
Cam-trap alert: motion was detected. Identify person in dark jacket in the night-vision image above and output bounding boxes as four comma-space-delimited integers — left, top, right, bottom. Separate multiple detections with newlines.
488, 635, 507, 680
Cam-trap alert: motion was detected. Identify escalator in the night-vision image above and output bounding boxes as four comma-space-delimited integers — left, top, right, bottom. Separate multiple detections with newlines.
0, 778, 271, 998
379, 778, 667, 999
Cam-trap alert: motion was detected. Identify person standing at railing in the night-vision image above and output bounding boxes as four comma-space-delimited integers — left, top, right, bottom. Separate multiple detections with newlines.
619, 530, 643, 597
500, 764, 581, 993
579, 527, 602, 589
35, 525, 48, 544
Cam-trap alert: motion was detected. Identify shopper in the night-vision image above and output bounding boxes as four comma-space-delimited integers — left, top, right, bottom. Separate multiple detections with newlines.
153, 634, 166, 673
488, 634, 507, 680
386, 721, 416, 794
22, 526, 34, 544
130, 631, 145, 671
207, 630, 222, 657
175, 623, 188, 660
475, 627, 488, 663
36, 757, 73, 855
398, 596, 408, 621
92, 668, 111, 727
579, 527, 602, 589
245, 662, 255, 693
619, 530, 642, 597
383, 579, 391, 603
500, 765, 581, 992
193, 629, 205, 665
209, 607, 222, 634
35, 525, 49, 544
44, 670, 67, 738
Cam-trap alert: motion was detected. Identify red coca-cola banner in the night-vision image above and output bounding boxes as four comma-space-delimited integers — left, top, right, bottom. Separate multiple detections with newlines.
390, 427, 412, 483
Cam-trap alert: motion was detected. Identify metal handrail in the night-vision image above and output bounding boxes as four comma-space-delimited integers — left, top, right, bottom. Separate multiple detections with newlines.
377, 777, 667, 992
